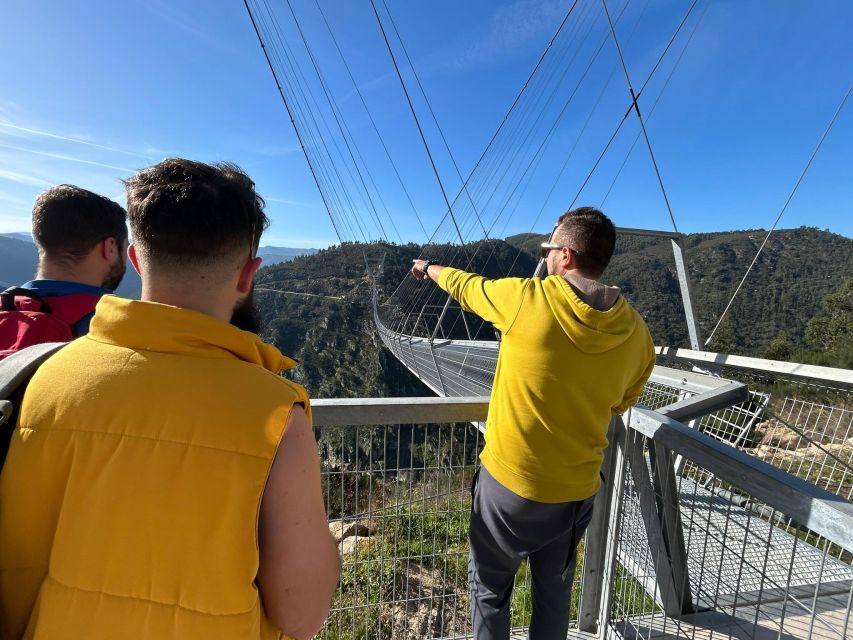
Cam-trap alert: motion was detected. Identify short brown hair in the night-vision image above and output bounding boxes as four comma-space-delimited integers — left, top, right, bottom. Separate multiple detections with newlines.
32, 185, 127, 263
123, 159, 269, 271
554, 207, 616, 278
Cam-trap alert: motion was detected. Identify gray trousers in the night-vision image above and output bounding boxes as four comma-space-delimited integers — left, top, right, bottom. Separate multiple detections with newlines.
469, 466, 595, 640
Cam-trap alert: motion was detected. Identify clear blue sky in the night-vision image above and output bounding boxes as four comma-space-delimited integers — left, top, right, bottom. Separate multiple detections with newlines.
1, 0, 851, 248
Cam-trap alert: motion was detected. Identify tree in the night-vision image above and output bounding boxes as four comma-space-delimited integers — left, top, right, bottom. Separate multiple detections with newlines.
805, 278, 853, 352
707, 316, 737, 354
763, 332, 793, 361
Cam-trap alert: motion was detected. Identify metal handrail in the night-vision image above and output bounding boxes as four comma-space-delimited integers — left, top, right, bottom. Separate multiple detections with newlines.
655, 346, 853, 386
629, 406, 853, 554
313, 388, 853, 556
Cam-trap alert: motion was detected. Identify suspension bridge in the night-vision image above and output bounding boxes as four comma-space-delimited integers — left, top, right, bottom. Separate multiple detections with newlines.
241, 1, 853, 637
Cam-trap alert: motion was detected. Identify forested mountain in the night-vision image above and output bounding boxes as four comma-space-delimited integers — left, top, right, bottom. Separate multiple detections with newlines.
256, 239, 536, 398
255, 227, 851, 399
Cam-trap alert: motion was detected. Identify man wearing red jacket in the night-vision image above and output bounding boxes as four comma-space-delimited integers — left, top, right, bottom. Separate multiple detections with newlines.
0, 185, 128, 356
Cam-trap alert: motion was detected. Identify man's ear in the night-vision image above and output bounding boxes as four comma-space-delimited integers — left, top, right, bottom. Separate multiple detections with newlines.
128, 244, 143, 277
561, 246, 574, 270
237, 256, 263, 294
101, 237, 120, 262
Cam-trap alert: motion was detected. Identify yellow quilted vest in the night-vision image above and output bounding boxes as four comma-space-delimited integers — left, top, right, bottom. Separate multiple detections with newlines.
0, 296, 309, 639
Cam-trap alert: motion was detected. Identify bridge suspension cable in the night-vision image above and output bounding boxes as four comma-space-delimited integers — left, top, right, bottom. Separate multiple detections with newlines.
704, 82, 853, 347
383, 0, 707, 341
600, 0, 710, 209
492, 0, 702, 305
283, 0, 393, 243
380, 0, 490, 243
602, 0, 684, 233
311, 0, 428, 242
243, 0, 345, 244
379, 0, 587, 315
369, 0, 468, 251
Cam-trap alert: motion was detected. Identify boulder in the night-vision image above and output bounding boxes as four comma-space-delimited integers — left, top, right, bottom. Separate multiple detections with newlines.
339, 535, 372, 555
328, 519, 371, 543
756, 420, 803, 449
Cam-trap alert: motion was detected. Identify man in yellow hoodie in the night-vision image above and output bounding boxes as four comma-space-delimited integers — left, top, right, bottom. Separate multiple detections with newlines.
412, 207, 655, 640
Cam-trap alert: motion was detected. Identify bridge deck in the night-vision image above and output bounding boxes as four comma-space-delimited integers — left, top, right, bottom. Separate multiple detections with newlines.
612, 592, 852, 639
618, 477, 853, 609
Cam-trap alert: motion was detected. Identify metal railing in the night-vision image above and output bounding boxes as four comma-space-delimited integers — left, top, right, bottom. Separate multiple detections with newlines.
309, 367, 853, 639
656, 347, 853, 583
313, 399, 485, 639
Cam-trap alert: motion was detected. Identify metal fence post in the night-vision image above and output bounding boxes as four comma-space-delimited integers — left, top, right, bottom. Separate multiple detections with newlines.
650, 440, 695, 615
579, 415, 628, 635
626, 428, 693, 617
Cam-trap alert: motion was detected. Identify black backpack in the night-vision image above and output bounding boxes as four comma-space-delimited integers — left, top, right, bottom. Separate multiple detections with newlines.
0, 342, 65, 468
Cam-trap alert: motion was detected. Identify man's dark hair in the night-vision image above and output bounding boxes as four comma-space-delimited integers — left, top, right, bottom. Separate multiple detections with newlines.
555, 206, 616, 278
32, 185, 128, 264
124, 159, 269, 272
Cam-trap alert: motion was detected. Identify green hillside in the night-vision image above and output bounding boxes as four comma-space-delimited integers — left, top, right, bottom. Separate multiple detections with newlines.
255, 239, 536, 398
255, 227, 852, 399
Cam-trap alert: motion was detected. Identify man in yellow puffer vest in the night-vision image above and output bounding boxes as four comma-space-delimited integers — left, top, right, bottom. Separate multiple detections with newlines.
412, 207, 655, 640
0, 159, 340, 640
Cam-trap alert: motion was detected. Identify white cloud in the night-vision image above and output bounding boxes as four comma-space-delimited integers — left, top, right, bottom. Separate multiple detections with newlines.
0, 142, 136, 173
136, 0, 240, 55
0, 169, 53, 188
264, 195, 319, 207
454, 0, 567, 70
0, 121, 155, 161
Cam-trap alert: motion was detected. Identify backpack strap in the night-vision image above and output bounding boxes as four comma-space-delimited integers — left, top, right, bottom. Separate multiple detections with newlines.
43, 294, 102, 333
0, 342, 66, 428
0, 287, 53, 313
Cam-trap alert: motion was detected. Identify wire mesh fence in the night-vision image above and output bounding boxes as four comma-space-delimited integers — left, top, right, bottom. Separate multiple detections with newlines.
656, 352, 853, 570
314, 421, 597, 640
608, 420, 853, 640
312, 344, 853, 638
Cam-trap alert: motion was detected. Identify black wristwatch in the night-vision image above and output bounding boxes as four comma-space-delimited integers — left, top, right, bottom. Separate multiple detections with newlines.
422, 260, 435, 280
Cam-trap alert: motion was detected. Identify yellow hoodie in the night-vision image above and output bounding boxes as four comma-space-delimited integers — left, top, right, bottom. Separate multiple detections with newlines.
437, 268, 655, 503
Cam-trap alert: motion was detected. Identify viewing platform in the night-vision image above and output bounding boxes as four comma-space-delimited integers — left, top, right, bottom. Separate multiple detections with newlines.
309, 354, 853, 639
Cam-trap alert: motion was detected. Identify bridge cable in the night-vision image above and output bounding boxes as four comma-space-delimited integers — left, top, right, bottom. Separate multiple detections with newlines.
602, 0, 681, 233
381, 0, 491, 242
369, 0, 467, 249
380, 0, 584, 314
493, 0, 698, 289
461, 0, 700, 340
600, 0, 709, 209
243, 0, 345, 244
255, 0, 373, 244
312, 0, 429, 242
283, 0, 392, 242
704, 82, 852, 348
254, 0, 403, 267
376, 0, 592, 326
388, 1, 607, 328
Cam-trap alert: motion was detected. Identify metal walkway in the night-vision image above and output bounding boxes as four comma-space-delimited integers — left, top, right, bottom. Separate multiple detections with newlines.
376, 317, 496, 397
618, 476, 853, 609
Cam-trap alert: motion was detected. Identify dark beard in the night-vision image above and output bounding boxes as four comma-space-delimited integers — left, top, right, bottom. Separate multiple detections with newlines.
230, 288, 263, 335
101, 257, 127, 291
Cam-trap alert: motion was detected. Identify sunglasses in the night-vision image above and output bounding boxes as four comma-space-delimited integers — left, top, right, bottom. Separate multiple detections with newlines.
539, 242, 579, 261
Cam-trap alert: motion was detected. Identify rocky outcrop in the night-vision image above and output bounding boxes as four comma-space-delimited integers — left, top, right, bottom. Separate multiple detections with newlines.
328, 519, 371, 544
755, 419, 805, 449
